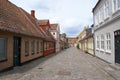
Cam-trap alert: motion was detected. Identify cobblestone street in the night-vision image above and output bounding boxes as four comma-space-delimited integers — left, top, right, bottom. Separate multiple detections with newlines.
0, 47, 120, 80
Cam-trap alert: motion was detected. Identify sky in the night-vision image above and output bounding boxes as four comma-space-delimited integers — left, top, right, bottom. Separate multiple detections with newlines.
9, 0, 98, 37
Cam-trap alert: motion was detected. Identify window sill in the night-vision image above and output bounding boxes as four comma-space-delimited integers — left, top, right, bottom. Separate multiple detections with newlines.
96, 49, 99, 51
105, 51, 111, 54
104, 17, 110, 22
112, 9, 120, 16
0, 59, 8, 62
100, 49, 104, 52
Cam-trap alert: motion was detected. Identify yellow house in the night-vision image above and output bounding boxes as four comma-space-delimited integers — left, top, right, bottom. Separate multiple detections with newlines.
76, 27, 94, 55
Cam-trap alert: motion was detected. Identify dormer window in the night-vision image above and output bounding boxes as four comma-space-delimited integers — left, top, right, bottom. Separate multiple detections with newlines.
53, 33, 55, 35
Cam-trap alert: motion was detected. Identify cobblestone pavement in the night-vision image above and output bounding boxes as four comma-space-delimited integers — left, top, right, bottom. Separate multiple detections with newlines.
0, 47, 120, 80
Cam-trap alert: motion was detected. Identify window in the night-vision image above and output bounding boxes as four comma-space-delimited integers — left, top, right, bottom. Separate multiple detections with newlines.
31, 40, 35, 54
104, 1, 110, 18
37, 41, 39, 53
106, 33, 111, 52
101, 35, 104, 50
40, 42, 43, 52
118, 0, 120, 8
46, 26, 49, 31
0, 38, 7, 61
96, 36, 100, 49
101, 7, 104, 21
44, 42, 47, 50
53, 33, 55, 35
25, 41, 29, 56
95, 12, 99, 25
113, 0, 117, 12
113, 0, 120, 12
47, 42, 49, 49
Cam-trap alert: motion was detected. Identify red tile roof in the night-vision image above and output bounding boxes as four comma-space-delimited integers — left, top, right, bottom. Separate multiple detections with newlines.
38, 20, 49, 26
0, 0, 45, 38
38, 20, 55, 41
50, 24, 58, 30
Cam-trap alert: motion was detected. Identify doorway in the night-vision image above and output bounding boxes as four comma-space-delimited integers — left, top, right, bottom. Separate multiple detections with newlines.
115, 30, 120, 64
13, 37, 21, 66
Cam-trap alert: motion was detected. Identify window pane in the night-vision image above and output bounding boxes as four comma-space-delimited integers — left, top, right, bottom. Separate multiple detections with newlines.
25, 41, 29, 56
31, 40, 35, 54
40, 42, 43, 52
0, 38, 6, 61
37, 41, 39, 53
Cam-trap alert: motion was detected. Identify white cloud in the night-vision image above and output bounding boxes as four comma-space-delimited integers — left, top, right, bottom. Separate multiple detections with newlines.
9, 0, 98, 37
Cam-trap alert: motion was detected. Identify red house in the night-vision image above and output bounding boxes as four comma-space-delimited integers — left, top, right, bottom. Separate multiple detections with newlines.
38, 20, 55, 56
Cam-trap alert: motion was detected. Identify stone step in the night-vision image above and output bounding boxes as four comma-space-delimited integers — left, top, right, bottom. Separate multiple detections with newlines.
109, 64, 120, 70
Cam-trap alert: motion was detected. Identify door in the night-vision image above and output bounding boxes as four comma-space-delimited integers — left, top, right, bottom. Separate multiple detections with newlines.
115, 30, 120, 64
13, 37, 21, 66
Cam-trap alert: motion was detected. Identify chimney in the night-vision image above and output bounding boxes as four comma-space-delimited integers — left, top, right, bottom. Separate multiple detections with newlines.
31, 10, 35, 18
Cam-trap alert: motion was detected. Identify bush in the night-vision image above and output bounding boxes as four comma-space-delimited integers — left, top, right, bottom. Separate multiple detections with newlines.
85, 50, 88, 53
76, 44, 79, 49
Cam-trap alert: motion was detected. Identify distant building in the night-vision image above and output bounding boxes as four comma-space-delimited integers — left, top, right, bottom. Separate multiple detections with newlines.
77, 27, 94, 55
50, 24, 61, 52
67, 38, 76, 47
60, 33, 69, 49
93, 0, 120, 63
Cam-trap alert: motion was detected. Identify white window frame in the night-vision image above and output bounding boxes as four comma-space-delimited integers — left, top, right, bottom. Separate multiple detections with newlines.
104, 1, 110, 19
101, 6, 104, 21
105, 33, 111, 53
96, 36, 100, 50
112, 0, 120, 13
100, 35, 105, 51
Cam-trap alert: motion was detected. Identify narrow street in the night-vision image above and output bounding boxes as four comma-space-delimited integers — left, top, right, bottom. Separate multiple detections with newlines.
0, 47, 120, 80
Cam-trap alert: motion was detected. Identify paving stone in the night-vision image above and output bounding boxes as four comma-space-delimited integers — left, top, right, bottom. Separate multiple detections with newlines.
0, 47, 120, 80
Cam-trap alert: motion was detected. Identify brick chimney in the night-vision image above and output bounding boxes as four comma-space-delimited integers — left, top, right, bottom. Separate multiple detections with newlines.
31, 10, 35, 18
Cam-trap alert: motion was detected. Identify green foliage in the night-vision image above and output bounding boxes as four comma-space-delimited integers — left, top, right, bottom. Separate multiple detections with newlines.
85, 50, 88, 53
63, 33, 66, 37
76, 44, 79, 49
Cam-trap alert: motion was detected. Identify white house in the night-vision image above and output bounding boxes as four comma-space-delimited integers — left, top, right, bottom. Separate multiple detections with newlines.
50, 24, 60, 52
93, 0, 120, 64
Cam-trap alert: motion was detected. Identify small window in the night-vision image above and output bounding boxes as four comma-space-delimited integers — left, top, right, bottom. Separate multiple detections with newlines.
44, 42, 47, 50
31, 40, 35, 54
96, 36, 100, 49
118, 0, 120, 8
40, 42, 43, 52
106, 33, 111, 51
25, 41, 29, 56
37, 41, 39, 53
0, 38, 7, 61
101, 35, 105, 50
53, 33, 55, 35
